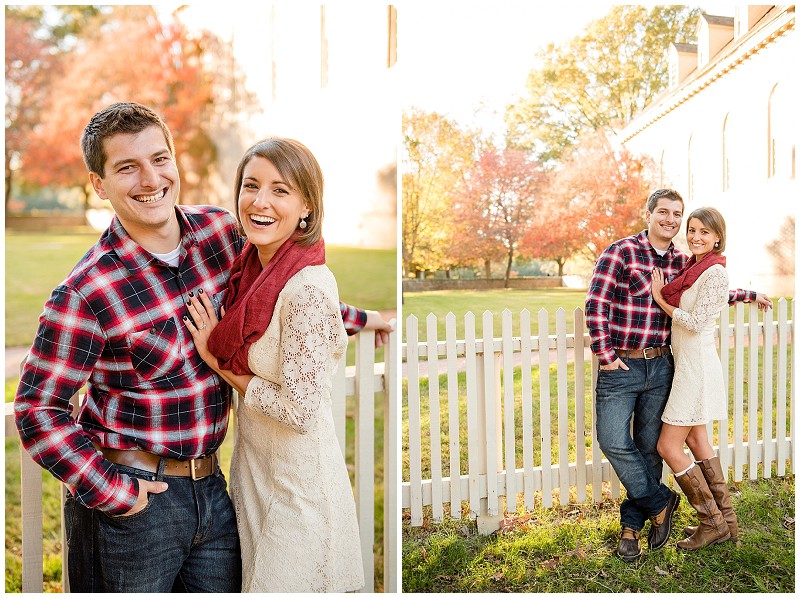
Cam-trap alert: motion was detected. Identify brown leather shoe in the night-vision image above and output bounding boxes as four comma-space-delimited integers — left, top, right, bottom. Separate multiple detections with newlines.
675, 466, 730, 550
647, 489, 680, 550
682, 457, 738, 541
617, 527, 642, 561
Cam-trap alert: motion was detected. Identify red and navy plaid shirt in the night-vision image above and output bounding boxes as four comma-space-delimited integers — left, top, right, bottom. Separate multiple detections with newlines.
15, 206, 366, 514
586, 230, 756, 366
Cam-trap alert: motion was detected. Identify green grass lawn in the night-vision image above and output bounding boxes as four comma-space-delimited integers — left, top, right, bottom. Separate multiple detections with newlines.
402, 288, 586, 341
5, 230, 396, 363
402, 473, 795, 592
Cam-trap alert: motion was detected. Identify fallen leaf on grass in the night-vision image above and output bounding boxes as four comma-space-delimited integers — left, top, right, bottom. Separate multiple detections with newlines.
421, 547, 428, 562
654, 565, 669, 576
490, 572, 504, 581
541, 558, 559, 570
599, 570, 609, 579
782, 515, 794, 530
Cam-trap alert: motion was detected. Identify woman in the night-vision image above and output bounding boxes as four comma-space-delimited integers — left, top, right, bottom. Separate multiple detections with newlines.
184, 138, 365, 591
650, 207, 737, 551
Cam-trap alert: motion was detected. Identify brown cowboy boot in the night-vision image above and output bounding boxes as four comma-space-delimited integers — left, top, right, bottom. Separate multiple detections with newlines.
616, 526, 642, 561
682, 457, 739, 541
674, 466, 730, 550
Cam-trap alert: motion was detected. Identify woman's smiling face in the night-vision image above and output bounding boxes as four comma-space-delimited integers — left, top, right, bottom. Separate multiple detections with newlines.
238, 156, 309, 266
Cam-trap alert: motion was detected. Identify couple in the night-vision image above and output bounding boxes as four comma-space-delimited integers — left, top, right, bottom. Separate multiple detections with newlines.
14, 102, 392, 592
587, 188, 771, 560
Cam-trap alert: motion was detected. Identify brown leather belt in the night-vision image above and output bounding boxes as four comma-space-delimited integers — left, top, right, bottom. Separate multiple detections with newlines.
94, 443, 217, 480
615, 346, 672, 360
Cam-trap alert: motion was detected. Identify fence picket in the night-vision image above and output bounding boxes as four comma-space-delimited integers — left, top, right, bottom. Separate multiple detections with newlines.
556, 309, 569, 505
354, 332, 376, 592
464, 312, 481, 518
383, 324, 398, 593
763, 307, 774, 478
520, 310, 535, 509
426, 313, 444, 522
502, 310, 517, 512
777, 299, 788, 475
591, 355, 602, 503
748, 304, 760, 479
445, 313, 461, 517
719, 304, 731, 477
791, 298, 796, 476
406, 316, 423, 525
574, 309, 587, 503
734, 303, 745, 482
482, 311, 500, 516
538, 309, 553, 508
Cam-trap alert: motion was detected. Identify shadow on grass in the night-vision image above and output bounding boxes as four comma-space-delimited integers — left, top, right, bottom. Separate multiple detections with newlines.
403, 475, 795, 593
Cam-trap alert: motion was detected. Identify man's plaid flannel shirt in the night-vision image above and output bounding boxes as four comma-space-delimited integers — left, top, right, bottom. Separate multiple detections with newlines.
15, 206, 366, 515
586, 230, 756, 366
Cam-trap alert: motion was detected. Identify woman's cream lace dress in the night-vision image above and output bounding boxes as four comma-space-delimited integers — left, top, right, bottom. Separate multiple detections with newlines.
229, 265, 364, 593
661, 264, 729, 426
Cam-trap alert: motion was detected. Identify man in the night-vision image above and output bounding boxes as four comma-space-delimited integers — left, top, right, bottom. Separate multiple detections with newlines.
14, 102, 391, 592
585, 188, 770, 561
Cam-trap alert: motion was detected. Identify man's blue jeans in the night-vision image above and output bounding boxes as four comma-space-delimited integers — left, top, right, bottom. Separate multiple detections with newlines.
64, 463, 241, 592
595, 354, 674, 531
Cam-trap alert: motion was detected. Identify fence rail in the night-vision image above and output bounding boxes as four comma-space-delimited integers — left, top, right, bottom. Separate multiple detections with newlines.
402, 301, 795, 527
6, 328, 397, 594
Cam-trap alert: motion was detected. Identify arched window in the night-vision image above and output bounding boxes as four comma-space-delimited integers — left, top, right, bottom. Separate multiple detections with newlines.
687, 134, 694, 201
722, 113, 731, 191
769, 82, 797, 179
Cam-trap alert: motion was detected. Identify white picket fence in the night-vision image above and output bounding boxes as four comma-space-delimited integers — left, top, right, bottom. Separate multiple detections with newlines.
402, 300, 795, 527
6, 328, 397, 594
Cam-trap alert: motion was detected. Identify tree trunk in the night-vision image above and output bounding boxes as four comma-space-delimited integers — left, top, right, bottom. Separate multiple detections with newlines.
5, 152, 13, 217
556, 257, 566, 277
484, 260, 491, 279
504, 250, 514, 288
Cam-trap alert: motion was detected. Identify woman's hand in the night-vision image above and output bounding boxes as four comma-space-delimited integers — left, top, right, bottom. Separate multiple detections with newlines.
183, 289, 223, 362
651, 267, 666, 297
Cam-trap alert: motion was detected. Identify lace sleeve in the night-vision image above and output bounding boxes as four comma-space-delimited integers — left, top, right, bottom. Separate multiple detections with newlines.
672, 266, 729, 334
243, 281, 342, 434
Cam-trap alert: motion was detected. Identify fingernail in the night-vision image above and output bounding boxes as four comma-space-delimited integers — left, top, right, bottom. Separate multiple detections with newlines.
183, 316, 188, 320
189, 291, 194, 297
186, 301, 191, 307
198, 289, 204, 294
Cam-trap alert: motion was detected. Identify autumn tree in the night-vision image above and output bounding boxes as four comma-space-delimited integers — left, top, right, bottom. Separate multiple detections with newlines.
454, 145, 547, 286
524, 130, 653, 268
12, 6, 238, 216
505, 5, 700, 162
5, 7, 59, 212
402, 108, 478, 277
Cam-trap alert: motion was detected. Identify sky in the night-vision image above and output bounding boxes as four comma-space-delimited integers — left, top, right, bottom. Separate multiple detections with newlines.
396, 2, 737, 137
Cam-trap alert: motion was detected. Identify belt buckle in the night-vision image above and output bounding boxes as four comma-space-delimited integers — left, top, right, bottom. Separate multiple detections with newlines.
190, 454, 215, 480
643, 347, 656, 359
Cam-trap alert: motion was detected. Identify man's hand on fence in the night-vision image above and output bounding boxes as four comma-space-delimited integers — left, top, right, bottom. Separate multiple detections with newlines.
755, 293, 773, 312
364, 310, 394, 348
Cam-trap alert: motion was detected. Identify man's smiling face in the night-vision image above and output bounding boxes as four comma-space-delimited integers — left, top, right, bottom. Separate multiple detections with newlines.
645, 197, 684, 249
89, 125, 180, 244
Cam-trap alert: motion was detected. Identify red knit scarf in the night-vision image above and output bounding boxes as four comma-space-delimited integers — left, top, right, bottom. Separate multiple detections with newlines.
661, 253, 726, 308
207, 233, 325, 375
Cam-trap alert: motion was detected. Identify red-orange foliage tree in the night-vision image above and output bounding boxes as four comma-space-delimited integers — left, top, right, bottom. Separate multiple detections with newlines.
19, 6, 215, 211
4, 8, 60, 211
521, 131, 654, 270
453, 146, 547, 286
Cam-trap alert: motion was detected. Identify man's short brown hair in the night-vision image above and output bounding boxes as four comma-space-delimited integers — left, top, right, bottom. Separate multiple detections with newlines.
81, 102, 175, 177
